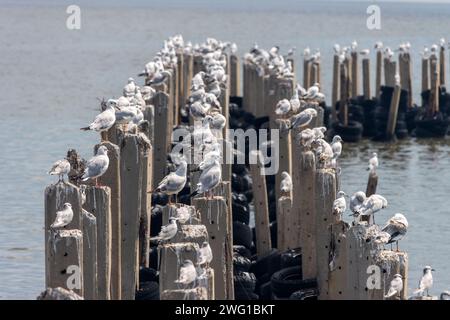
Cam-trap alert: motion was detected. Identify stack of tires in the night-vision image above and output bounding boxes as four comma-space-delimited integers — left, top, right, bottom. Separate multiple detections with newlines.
135, 267, 160, 300
333, 99, 364, 142
372, 86, 409, 140
414, 89, 450, 138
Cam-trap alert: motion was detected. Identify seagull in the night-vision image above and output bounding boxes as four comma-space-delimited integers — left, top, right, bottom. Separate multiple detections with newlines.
288, 108, 318, 130
275, 99, 291, 116
333, 44, 341, 55
305, 83, 320, 100
189, 100, 210, 121
149, 159, 187, 204
114, 106, 141, 125
414, 266, 435, 297
333, 191, 347, 217
374, 41, 383, 50
148, 70, 171, 86
123, 77, 137, 98
210, 112, 227, 131
290, 91, 301, 113
190, 158, 222, 198
296, 83, 307, 98
50, 203, 73, 229
296, 128, 315, 148
174, 260, 197, 286
356, 194, 388, 223
349, 191, 366, 215
48, 159, 71, 182
280, 171, 292, 194
312, 138, 334, 166
385, 274, 403, 299
150, 217, 178, 242
440, 291, 450, 300
197, 242, 213, 266
80, 104, 116, 135
175, 206, 191, 224
368, 152, 379, 174
81, 146, 109, 186
380, 213, 408, 251
360, 49, 370, 56
331, 135, 343, 160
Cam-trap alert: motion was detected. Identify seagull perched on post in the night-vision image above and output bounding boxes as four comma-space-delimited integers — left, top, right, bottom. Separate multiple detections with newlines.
354, 194, 388, 223
150, 217, 178, 242
349, 191, 366, 216
48, 159, 71, 182
379, 213, 408, 251
275, 99, 291, 116
367, 152, 379, 174
190, 158, 222, 199
50, 203, 73, 229
333, 191, 347, 217
197, 242, 213, 266
385, 274, 403, 299
288, 108, 318, 130
81, 146, 109, 187
280, 171, 292, 195
149, 159, 187, 204
414, 266, 435, 297
331, 135, 343, 160
175, 260, 197, 286
80, 104, 116, 135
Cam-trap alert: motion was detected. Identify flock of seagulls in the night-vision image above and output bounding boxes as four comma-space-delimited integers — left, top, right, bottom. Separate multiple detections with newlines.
244, 44, 296, 78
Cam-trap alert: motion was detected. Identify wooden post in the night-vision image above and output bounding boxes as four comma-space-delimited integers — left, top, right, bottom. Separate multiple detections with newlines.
366, 172, 378, 197
332, 55, 340, 122
376, 50, 383, 99
81, 209, 97, 300
422, 57, 430, 106
297, 150, 317, 279
386, 82, 401, 138
46, 229, 83, 297
83, 186, 112, 300
45, 181, 83, 292
183, 53, 194, 106
192, 197, 231, 300
277, 196, 292, 252
384, 59, 396, 87
230, 54, 241, 96
440, 46, 446, 87
142, 105, 154, 146
177, 52, 184, 124
243, 63, 249, 112
139, 140, 153, 269
249, 151, 271, 256
96, 141, 121, 300
351, 51, 359, 98
327, 220, 349, 300
303, 59, 311, 88
430, 57, 440, 115
193, 54, 204, 75
314, 169, 336, 300
340, 62, 349, 126
152, 92, 171, 188
362, 58, 371, 100
120, 133, 151, 299
310, 63, 318, 86
399, 53, 413, 108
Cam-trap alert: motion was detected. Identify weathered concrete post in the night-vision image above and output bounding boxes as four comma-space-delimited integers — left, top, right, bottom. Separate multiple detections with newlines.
386, 81, 401, 138
81, 210, 97, 300
351, 51, 359, 98
362, 57, 371, 100
230, 53, 241, 97
376, 49, 383, 99
83, 186, 112, 300
96, 141, 121, 300
332, 54, 340, 122
46, 229, 83, 297
249, 151, 271, 256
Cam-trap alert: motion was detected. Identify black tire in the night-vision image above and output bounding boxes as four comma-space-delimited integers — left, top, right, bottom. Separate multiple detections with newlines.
289, 288, 319, 300
151, 192, 168, 206
415, 116, 449, 138
233, 253, 252, 272
149, 247, 158, 270
258, 281, 272, 300
379, 86, 394, 109
233, 245, 252, 259
233, 221, 253, 249
235, 292, 259, 300
139, 267, 158, 283
232, 192, 248, 206
348, 104, 365, 123
280, 248, 302, 269
250, 249, 281, 278
234, 271, 256, 294
135, 281, 159, 300
271, 267, 317, 298
332, 121, 363, 142
232, 202, 250, 224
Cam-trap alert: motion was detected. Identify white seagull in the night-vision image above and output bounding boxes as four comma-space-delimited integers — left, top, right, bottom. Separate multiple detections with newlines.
150, 159, 187, 204
48, 159, 71, 182
331, 135, 343, 160
289, 108, 318, 130
368, 152, 379, 174
414, 266, 435, 297
380, 213, 408, 251
356, 194, 388, 223
81, 104, 116, 135
50, 203, 73, 229
333, 191, 347, 217
81, 146, 109, 186
349, 191, 366, 215
275, 99, 291, 116
280, 171, 292, 194
175, 260, 197, 286
191, 158, 222, 198
197, 242, 213, 266
150, 217, 178, 242
385, 274, 403, 299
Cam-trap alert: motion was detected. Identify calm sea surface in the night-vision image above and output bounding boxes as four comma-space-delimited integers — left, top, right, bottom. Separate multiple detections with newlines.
0, 0, 449, 299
